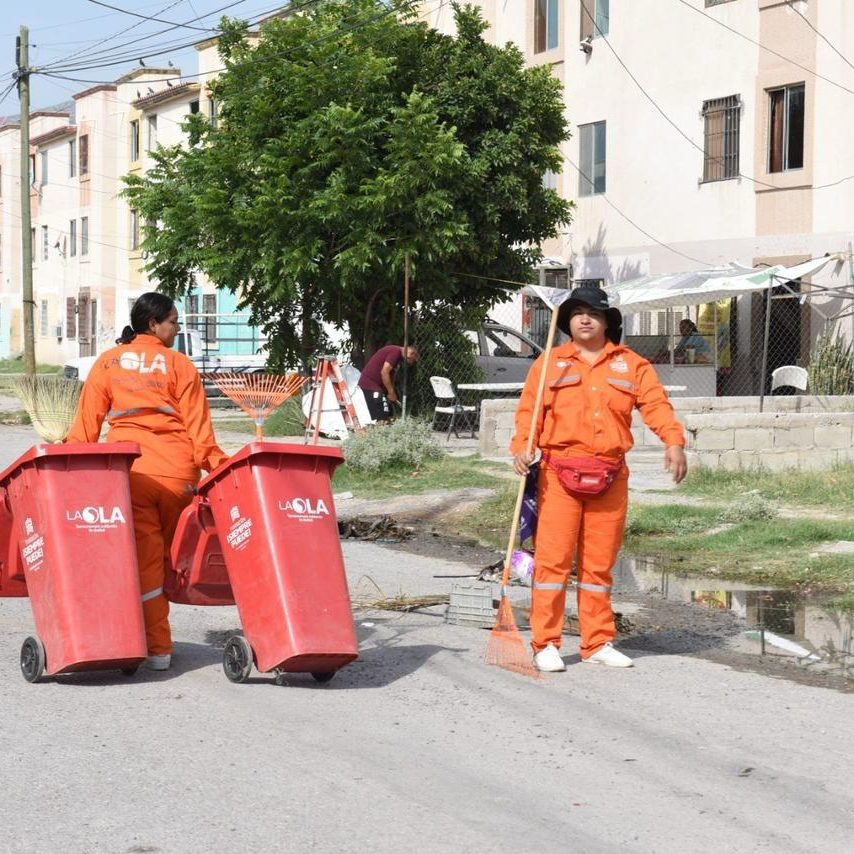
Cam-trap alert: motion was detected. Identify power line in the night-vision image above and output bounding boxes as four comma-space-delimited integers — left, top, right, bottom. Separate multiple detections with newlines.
85, 0, 219, 32
787, 0, 854, 74
564, 157, 714, 267
674, 0, 854, 98
38, 0, 263, 73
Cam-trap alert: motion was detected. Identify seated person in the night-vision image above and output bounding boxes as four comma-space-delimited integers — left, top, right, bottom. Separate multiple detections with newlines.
674, 319, 711, 363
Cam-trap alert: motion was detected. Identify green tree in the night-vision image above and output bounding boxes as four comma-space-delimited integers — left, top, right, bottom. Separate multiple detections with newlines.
124, 0, 571, 369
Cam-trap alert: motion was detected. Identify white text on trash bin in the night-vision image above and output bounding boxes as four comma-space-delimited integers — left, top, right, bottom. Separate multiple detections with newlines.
278, 497, 329, 522
22, 531, 45, 572
65, 505, 127, 532
226, 516, 253, 550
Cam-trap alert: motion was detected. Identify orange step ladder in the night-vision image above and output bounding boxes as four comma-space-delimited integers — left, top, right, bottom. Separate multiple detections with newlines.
304, 356, 362, 444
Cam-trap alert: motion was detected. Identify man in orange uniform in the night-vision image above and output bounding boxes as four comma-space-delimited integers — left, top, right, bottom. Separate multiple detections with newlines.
512, 286, 687, 671
67, 293, 228, 670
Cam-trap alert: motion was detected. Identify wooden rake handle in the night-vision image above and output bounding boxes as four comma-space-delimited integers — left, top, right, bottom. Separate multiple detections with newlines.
499, 304, 560, 591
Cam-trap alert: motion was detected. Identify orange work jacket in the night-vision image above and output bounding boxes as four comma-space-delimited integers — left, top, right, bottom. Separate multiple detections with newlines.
67, 336, 228, 481
510, 340, 685, 460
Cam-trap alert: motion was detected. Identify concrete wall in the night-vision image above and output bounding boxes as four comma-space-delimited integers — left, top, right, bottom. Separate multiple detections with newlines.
480, 395, 854, 471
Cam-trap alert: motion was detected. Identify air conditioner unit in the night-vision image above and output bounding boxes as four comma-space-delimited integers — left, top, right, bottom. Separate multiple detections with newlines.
54, 323, 63, 340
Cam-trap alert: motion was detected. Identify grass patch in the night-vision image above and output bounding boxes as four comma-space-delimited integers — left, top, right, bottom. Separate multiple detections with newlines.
453, 481, 517, 550
625, 505, 724, 537
681, 464, 854, 513
0, 359, 61, 375
628, 515, 854, 592
332, 454, 506, 500
214, 397, 304, 437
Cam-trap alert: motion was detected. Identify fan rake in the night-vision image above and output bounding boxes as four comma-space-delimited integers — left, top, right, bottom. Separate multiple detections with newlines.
206, 372, 307, 439
13, 375, 82, 443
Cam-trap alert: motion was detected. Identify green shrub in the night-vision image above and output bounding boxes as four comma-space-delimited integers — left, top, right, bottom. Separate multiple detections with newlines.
343, 417, 445, 473
717, 494, 777, 523
807, 325, 854, 395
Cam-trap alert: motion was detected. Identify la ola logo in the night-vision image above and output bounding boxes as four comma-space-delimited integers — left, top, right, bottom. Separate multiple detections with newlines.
66, 506, 126, 525
278, 497, 329, 516
119, 352, 167, 374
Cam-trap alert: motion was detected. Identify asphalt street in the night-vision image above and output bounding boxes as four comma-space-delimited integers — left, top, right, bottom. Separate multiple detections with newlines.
1, 425, 852, 854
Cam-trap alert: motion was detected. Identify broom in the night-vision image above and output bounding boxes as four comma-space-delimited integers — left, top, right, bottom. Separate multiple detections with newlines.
13, 375, 83, 443
206, 372, 307, 438
484, 302, 560, 678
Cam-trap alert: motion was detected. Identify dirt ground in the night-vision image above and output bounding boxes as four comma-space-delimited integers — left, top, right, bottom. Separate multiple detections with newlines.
339, 498, 853, 694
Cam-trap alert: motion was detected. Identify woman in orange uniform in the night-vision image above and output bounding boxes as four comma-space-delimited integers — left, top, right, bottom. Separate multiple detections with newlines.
67, 292, 228, 670
511, 286, 687, 671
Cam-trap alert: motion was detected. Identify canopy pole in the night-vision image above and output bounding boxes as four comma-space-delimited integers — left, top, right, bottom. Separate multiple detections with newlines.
759, 279, 773, 413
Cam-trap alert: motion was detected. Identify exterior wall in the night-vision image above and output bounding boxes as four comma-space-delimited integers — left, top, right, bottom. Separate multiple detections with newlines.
479, 394, 854, 471
419, 0, 854, 357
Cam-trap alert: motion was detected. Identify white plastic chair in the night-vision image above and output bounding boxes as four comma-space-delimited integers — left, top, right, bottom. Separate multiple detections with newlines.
429, 376, 477, 440
770, 365, 808, 394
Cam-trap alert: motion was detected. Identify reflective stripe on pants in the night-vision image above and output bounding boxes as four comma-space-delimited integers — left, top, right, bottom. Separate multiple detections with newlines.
530, 462, 628, 657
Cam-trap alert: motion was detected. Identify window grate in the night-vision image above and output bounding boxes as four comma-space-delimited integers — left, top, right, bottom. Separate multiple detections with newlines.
702, 95, 740, 182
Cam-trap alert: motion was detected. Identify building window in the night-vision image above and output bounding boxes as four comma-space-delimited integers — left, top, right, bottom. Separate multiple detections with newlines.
130, 210, 140, 250
702, 95, 740, 182
534, 0, 559, 53
580, 0, 609, 40
706, 1, 735, 6
130, 120, 140, 161
29, 154, 36, 186
542, 169, 557, 190
30, 227, 35, 260
69, 139, 76, 177
79, 134, 89, 176
578, 121, 607, 196
41, 225, 49, 261
81, 217, 89, 256
67, 297, 77, 339
39, 150, 48, 186
768, 83, 805, 173
203, 293, 217, 345
147, 115, 158, 150
208, 97, 218, 129
40, 300, 48, 337
189, 100, 199, 114
69, 219, 77, 257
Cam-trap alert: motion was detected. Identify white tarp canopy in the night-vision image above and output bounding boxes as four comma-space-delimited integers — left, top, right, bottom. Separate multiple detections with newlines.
605, 255, 844, 313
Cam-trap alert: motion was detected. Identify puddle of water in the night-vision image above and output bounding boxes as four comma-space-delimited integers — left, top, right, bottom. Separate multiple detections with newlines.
614, 555, 854, 680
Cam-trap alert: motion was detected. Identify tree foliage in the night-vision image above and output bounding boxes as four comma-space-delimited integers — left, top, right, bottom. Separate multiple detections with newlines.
124, 0, 571, 369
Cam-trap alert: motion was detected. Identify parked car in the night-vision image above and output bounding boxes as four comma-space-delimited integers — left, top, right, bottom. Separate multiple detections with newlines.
63, 329, 266, 384
466, 321, 543, 383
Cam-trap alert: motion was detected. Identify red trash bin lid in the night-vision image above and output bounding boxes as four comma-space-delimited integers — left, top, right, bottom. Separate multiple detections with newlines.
201, 441, 344, 489
0, 442, 141, 487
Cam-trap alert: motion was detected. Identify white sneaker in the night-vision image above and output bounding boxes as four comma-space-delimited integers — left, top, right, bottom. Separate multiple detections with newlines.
533, 643, 566, 672
583, 643, 633, 668
146, 654, 172, 671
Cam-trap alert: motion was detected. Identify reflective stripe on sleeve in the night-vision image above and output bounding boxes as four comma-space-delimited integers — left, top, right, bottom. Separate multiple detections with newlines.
141, 586, 164, 603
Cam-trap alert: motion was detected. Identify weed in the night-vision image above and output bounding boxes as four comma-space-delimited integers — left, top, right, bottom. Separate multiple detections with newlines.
343, 417, 444, 474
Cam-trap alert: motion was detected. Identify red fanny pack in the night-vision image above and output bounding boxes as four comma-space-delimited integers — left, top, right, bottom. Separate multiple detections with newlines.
545, 454, 623, 497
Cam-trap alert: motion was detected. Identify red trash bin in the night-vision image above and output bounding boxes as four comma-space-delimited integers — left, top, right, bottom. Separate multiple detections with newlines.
195, 442, 358, 683
0, 487, 27, 597
0, 443, 148, 682
165, 495, 235, 607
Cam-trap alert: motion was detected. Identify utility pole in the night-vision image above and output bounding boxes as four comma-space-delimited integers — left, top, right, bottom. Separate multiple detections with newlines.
17, 25, 36, 376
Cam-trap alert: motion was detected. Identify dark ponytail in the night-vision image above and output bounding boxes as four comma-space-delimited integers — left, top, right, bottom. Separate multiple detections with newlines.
116, 292, 176, 345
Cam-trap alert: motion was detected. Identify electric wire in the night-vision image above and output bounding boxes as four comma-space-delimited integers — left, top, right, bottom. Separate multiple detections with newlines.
85, 0, 224, 31
787, 0, 854, 73
674, 0, 854, 97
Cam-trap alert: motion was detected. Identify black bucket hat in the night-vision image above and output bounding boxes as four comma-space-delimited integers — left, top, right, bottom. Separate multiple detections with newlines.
557, 285, 623, 344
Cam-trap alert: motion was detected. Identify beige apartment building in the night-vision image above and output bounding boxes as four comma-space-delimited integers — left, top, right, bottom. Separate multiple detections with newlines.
421, 0, 854, 393
0, 38, 224, 366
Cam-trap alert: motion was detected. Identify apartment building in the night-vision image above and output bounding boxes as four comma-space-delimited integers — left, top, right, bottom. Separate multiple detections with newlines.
0, 36, 245, 365
421, 0, 854, 392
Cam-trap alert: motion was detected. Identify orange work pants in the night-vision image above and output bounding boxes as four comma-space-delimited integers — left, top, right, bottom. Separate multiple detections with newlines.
531, 464, 629, 658
129, 472, 195, 655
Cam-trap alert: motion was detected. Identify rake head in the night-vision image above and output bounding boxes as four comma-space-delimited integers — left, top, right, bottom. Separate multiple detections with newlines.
206, 372, 307, 438
484, 596, 541, 679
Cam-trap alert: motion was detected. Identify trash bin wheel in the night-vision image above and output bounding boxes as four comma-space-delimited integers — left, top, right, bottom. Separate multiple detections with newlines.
311, 671, 336, 684
20, 636, 46, 683
223, 635, 253, 683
